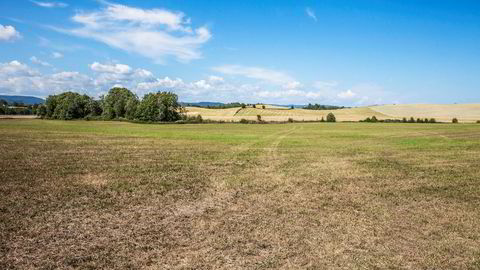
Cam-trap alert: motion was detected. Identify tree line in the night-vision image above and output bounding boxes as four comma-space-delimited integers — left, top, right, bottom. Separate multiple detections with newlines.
0, 99, 42, 115
303, 103, 346, 110
37, 88, 185, 122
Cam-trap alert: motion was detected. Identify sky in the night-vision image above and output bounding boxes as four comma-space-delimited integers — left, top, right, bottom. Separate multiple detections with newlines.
0, 0, 479, 105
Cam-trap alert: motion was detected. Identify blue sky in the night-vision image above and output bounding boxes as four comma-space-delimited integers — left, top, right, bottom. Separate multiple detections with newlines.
0, 0, 479, 105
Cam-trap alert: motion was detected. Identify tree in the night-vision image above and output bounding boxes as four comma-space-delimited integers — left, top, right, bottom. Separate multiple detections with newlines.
417, 118, 423, 123
44, 92, 92, 120
241, 104, 246, 109
262, 105, 266, 109
257, 114, 262, 122
452, 118, 458, 123
253, 104, 256, 108
409, 117, 415, 123
37, 104, 47, 118
290, 105, 294, 109
429, 118, 436, 123
320, 116, 325, 122
402, 117, 407, 123
135, 91, 183, 122
102, 87, 138, 119
326, 112, 336, 122
371, 116, 378, 122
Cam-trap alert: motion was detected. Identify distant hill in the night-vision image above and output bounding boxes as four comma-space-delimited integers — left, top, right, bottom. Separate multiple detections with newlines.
0, 95, 45, 105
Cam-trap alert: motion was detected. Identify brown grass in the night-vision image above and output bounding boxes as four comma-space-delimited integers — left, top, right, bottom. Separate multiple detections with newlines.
1, 120, 480, 269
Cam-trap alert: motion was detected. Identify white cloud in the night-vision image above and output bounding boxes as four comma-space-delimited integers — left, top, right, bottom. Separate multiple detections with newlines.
90, 62, 132, 74
0, 24, 21, 41
30, 56, 52, 67
306, 8, 317, 22
208, 75, 224, 83
212, 65, 295, 85
337, 89, 356, 99
0, 61, 39, 76
284, 81, 303, 90
58, 2, 211, 63
30, 1, 68, 8
52, 52, 63, 58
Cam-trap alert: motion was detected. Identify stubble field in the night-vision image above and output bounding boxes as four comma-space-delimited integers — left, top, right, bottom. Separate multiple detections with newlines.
1, 119, 480, 269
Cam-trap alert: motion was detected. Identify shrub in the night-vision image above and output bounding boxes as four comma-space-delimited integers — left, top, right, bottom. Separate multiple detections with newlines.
257, 114, 262, 122
253, 104, 256, 108
365, 117, 371, 122
416, 118, 423, 123
402, 117, 407, 123
239, 118, 249, 124
288, 118, 294, 123
452, 118, 458, 123
320, 117, 325, 122
424, 118, 429, 123
262, 105, 266, 109
371, 116, 378, 123
408, 117, 415, 123
290, 105, 294, 109
196, 114, 203, 123
477, 120, 480, 123
326, 113, 336, 122
241, 104, 246, 109
429, 118, 436, 123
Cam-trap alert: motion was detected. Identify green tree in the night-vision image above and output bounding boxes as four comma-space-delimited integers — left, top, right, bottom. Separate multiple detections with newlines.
135, 91, 183, 122
326, 113, 336, 122
371, 116, 378, 122
102, 87, 138, 119
452, 118, 458, 123
44, 92, 92, 120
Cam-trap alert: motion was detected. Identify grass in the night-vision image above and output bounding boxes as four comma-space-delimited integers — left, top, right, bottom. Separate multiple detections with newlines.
1, 119, 480, 269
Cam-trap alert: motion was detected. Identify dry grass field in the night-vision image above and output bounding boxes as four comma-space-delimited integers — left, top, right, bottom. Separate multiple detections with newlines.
186, 103, 480, 122
1, 119, 480, 269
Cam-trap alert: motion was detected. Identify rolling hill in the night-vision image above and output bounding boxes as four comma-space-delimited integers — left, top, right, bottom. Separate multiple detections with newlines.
0, 95, 45, 105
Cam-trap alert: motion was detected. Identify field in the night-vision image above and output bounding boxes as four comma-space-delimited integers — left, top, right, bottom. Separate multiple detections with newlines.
186, 103, 480, 122
1, 119, 480, 268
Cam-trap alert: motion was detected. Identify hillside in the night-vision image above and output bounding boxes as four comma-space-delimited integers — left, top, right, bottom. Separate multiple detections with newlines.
0, 95, 45, 105
187, 103, 480, 122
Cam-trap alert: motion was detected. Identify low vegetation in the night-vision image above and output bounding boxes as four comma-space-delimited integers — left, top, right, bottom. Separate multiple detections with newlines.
1, 120, 480, 268
303, 103, 347, 110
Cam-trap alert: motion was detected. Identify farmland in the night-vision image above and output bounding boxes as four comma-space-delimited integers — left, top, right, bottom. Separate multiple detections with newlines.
186, 103, 480, 122
1, 119, 480, 269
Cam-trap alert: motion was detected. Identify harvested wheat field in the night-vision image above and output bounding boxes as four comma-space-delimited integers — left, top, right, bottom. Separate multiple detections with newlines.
186, 103, 480, 122
1, 119, 480, 269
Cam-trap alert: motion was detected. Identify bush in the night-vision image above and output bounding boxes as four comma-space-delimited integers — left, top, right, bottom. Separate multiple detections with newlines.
364, 117, 371, 122
429, 118, 436, 123
241, 104, 246, 109
257, 114, 262, 122
239, 118, 249, 124
416, 118, 423, 123
320, 117, 325, 122
452, 118, 458, 123
288, 118, 294, 123
402, 117, 407, 123
408, 117, 415, 123
371, 116, 378, 123
253, 104, 256, 108
326, 113, 336, 122
262, 105, 266, 109
477, 120, 480, 123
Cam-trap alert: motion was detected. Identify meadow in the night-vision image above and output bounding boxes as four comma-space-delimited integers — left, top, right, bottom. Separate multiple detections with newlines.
1, 119, 480, 269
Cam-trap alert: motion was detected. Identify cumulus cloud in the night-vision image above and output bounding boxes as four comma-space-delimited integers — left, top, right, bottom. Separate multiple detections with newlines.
30, 56, 52, 67
57, 2, 211, 63
213, 65, 294, 84
0, 24, 21, 41
52, 52, 63, 58
306, 8, 317, 22
337, 89, 356, 99
90, 62, 132, 74
30, 1, 68, 8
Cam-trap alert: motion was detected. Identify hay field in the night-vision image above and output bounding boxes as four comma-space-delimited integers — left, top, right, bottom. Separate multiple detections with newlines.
370, 104, 480, 123
1, 119, 480, 269
186, 106, 389, 122
187, 103, 480, 122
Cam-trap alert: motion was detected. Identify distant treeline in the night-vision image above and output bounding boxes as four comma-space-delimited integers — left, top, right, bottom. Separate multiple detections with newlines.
183, 102, 246, 109
36, 88, 198, 122
0, 99, 42, 115
303, 103, 347, 110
